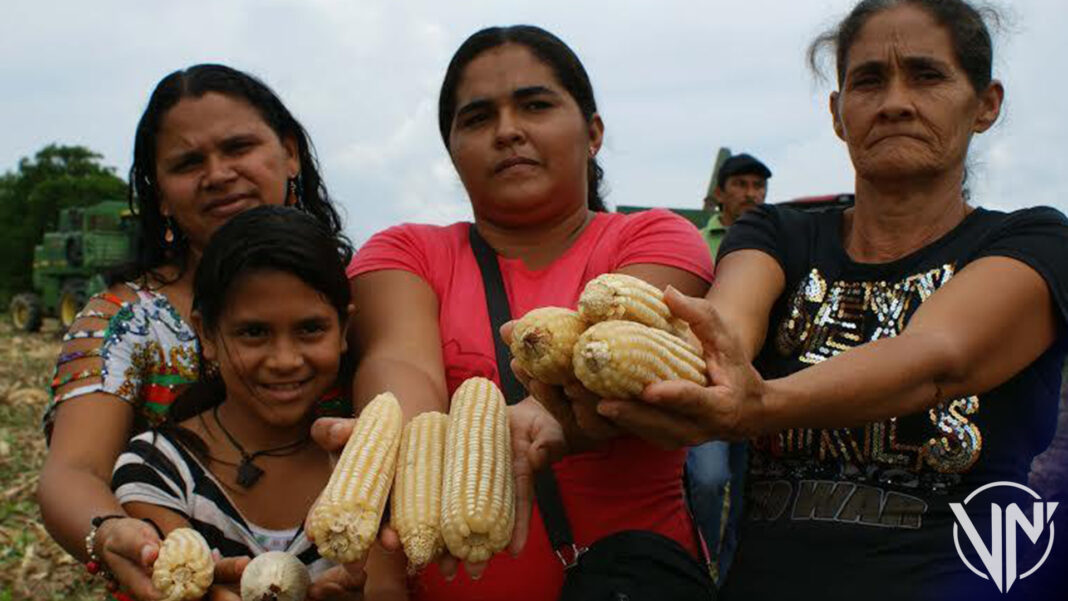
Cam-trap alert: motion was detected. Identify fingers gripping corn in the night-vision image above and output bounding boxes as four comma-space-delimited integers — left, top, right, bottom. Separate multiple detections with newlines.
240, 551, 310, 601
509, 307, 586, 385
441, 378, 515, 563
572, 320, 707, 399
391, 411, 449, 570
578, 273, 689, 337
152, 528, 214, 601
307, 392, 403, 562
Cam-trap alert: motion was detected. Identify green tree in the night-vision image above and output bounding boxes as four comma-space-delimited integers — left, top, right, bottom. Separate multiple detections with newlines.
0, 144, 127, 303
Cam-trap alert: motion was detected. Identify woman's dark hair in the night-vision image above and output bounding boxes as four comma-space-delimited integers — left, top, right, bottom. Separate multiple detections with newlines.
192, 204, 352, 334
162, 205, 353, 455
115, 63, 344, 285
438, 25, 607, 212
808, 0, 999, 93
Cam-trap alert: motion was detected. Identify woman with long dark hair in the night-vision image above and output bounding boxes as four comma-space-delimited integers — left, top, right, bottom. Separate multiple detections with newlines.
38, 64, 347, 599
342, 25, 715, 600
600, 1, 1068, 599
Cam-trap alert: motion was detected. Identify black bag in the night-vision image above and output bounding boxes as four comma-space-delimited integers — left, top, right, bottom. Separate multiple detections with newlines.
469, 226, 716, 601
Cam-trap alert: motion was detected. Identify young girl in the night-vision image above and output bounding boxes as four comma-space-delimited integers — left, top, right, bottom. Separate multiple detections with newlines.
110, 205, 358, 596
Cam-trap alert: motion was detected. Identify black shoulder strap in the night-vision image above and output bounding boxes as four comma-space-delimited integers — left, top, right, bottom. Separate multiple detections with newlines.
468, 224, 580, 565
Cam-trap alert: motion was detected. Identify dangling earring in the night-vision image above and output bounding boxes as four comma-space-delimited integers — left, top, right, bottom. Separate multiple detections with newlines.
163, 216, 176, 244
286, 176, 301, 208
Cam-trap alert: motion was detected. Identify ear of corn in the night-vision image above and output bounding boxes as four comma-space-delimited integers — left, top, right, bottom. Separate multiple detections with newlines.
391, 411, 449, 570
578, 273, 689, 337
240, 551, 310, 601
307, 392, 403, 563
509, 307, 586, 385
572, 320, 707, 399
441, 377, 515, 563
152, 528, 214, 601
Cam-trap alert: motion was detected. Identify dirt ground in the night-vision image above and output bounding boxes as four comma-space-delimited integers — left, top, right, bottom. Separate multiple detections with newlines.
0, 317, 103, 601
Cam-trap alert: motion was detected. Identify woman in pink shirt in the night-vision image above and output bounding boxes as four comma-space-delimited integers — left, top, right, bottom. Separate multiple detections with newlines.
340, 26, 715, 600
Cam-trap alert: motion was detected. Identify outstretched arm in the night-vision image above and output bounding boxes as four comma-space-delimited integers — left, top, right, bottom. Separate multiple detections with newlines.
605, 254, 1059, 446
38, 287, 164, 600
350, 270, 448, 417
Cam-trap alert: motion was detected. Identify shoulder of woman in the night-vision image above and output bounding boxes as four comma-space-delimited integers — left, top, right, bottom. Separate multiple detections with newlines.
358, 221, 469, 253
999, 205, 1068, 227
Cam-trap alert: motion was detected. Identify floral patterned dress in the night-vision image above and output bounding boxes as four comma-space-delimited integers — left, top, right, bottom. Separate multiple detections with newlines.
44, 283, 200, 436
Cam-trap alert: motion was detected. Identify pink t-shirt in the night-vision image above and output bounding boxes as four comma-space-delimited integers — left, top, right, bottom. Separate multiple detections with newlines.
349, 209, 714, 601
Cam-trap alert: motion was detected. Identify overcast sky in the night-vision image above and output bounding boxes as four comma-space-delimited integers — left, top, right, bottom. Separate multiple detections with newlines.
2, 0, 1064, 244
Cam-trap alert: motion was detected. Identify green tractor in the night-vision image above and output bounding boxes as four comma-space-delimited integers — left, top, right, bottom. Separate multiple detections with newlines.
9, 200, 137, 332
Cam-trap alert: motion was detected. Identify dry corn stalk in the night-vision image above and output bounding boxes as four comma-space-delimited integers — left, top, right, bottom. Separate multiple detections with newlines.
307, 392, 403, 562
391, 411, 449, 570
152, 528, 214, 601
240, 551, 310, 601
578, 273, 688, 337
441, 377, 515, 563
572, 320, 707, 399
509, 307, 586, 385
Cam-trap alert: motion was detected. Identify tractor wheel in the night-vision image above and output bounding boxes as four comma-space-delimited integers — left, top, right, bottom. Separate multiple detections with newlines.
10, 293, 44, 332
59, 283, 87, 329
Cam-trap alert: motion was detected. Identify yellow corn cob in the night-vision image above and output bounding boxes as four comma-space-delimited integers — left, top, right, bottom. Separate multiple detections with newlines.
152, 528, 214, 601
391, 411, 449, 570
509, 307, 586, 385
572, 320, 707, 399
307, 392, 403, 562
441, 377, 515, 563
578, 273, 688, 337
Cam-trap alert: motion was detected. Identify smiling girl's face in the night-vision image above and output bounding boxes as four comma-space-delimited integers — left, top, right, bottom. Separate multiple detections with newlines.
200, 269, 345, 428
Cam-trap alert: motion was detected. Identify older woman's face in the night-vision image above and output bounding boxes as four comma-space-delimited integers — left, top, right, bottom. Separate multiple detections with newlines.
831, 4, 1001, 183
447, 43, 603, 224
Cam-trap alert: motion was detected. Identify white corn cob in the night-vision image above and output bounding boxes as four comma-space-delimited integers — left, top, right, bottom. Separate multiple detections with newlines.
307, 392, 403, 562
509, 307, 586, 385
441, 377, 515, 563
572, 320, 707, 399
240, 551, 310, 601
391, 411, 449, 570
578, 273, 689, 337
152, 528, 214, 601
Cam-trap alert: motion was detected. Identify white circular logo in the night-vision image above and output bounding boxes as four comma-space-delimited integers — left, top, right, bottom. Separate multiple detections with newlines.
950, 481, 1058, 594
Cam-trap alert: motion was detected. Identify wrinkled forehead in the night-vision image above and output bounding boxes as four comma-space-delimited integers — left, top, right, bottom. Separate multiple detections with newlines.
845, 5, 958, 70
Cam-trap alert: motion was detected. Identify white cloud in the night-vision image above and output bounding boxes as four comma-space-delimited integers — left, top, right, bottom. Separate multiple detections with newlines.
1, 0, 1064, 245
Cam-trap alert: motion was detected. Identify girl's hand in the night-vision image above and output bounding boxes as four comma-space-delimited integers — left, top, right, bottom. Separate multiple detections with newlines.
307, 564, 368, 600
598, 287, 767, 448
92, 517, 162, 600
204, 555, 250, 601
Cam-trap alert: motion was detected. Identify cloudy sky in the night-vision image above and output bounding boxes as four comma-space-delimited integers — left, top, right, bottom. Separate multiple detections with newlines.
2, 0, 1064, 244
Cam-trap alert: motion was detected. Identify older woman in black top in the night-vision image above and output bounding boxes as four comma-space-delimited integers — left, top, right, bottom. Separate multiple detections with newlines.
599, 1, 1068, 599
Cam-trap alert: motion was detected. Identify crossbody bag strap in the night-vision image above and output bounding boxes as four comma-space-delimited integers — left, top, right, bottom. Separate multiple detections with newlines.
468, 224, 584, 568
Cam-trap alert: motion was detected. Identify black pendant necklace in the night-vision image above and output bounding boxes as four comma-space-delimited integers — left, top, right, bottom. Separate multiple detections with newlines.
212, 405, 311, 488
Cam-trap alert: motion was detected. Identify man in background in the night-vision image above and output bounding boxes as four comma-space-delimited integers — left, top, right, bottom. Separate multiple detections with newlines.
700, 152, 772, 256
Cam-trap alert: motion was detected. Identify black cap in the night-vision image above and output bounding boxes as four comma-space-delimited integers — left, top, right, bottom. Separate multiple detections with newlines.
716, 153, 772, 189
